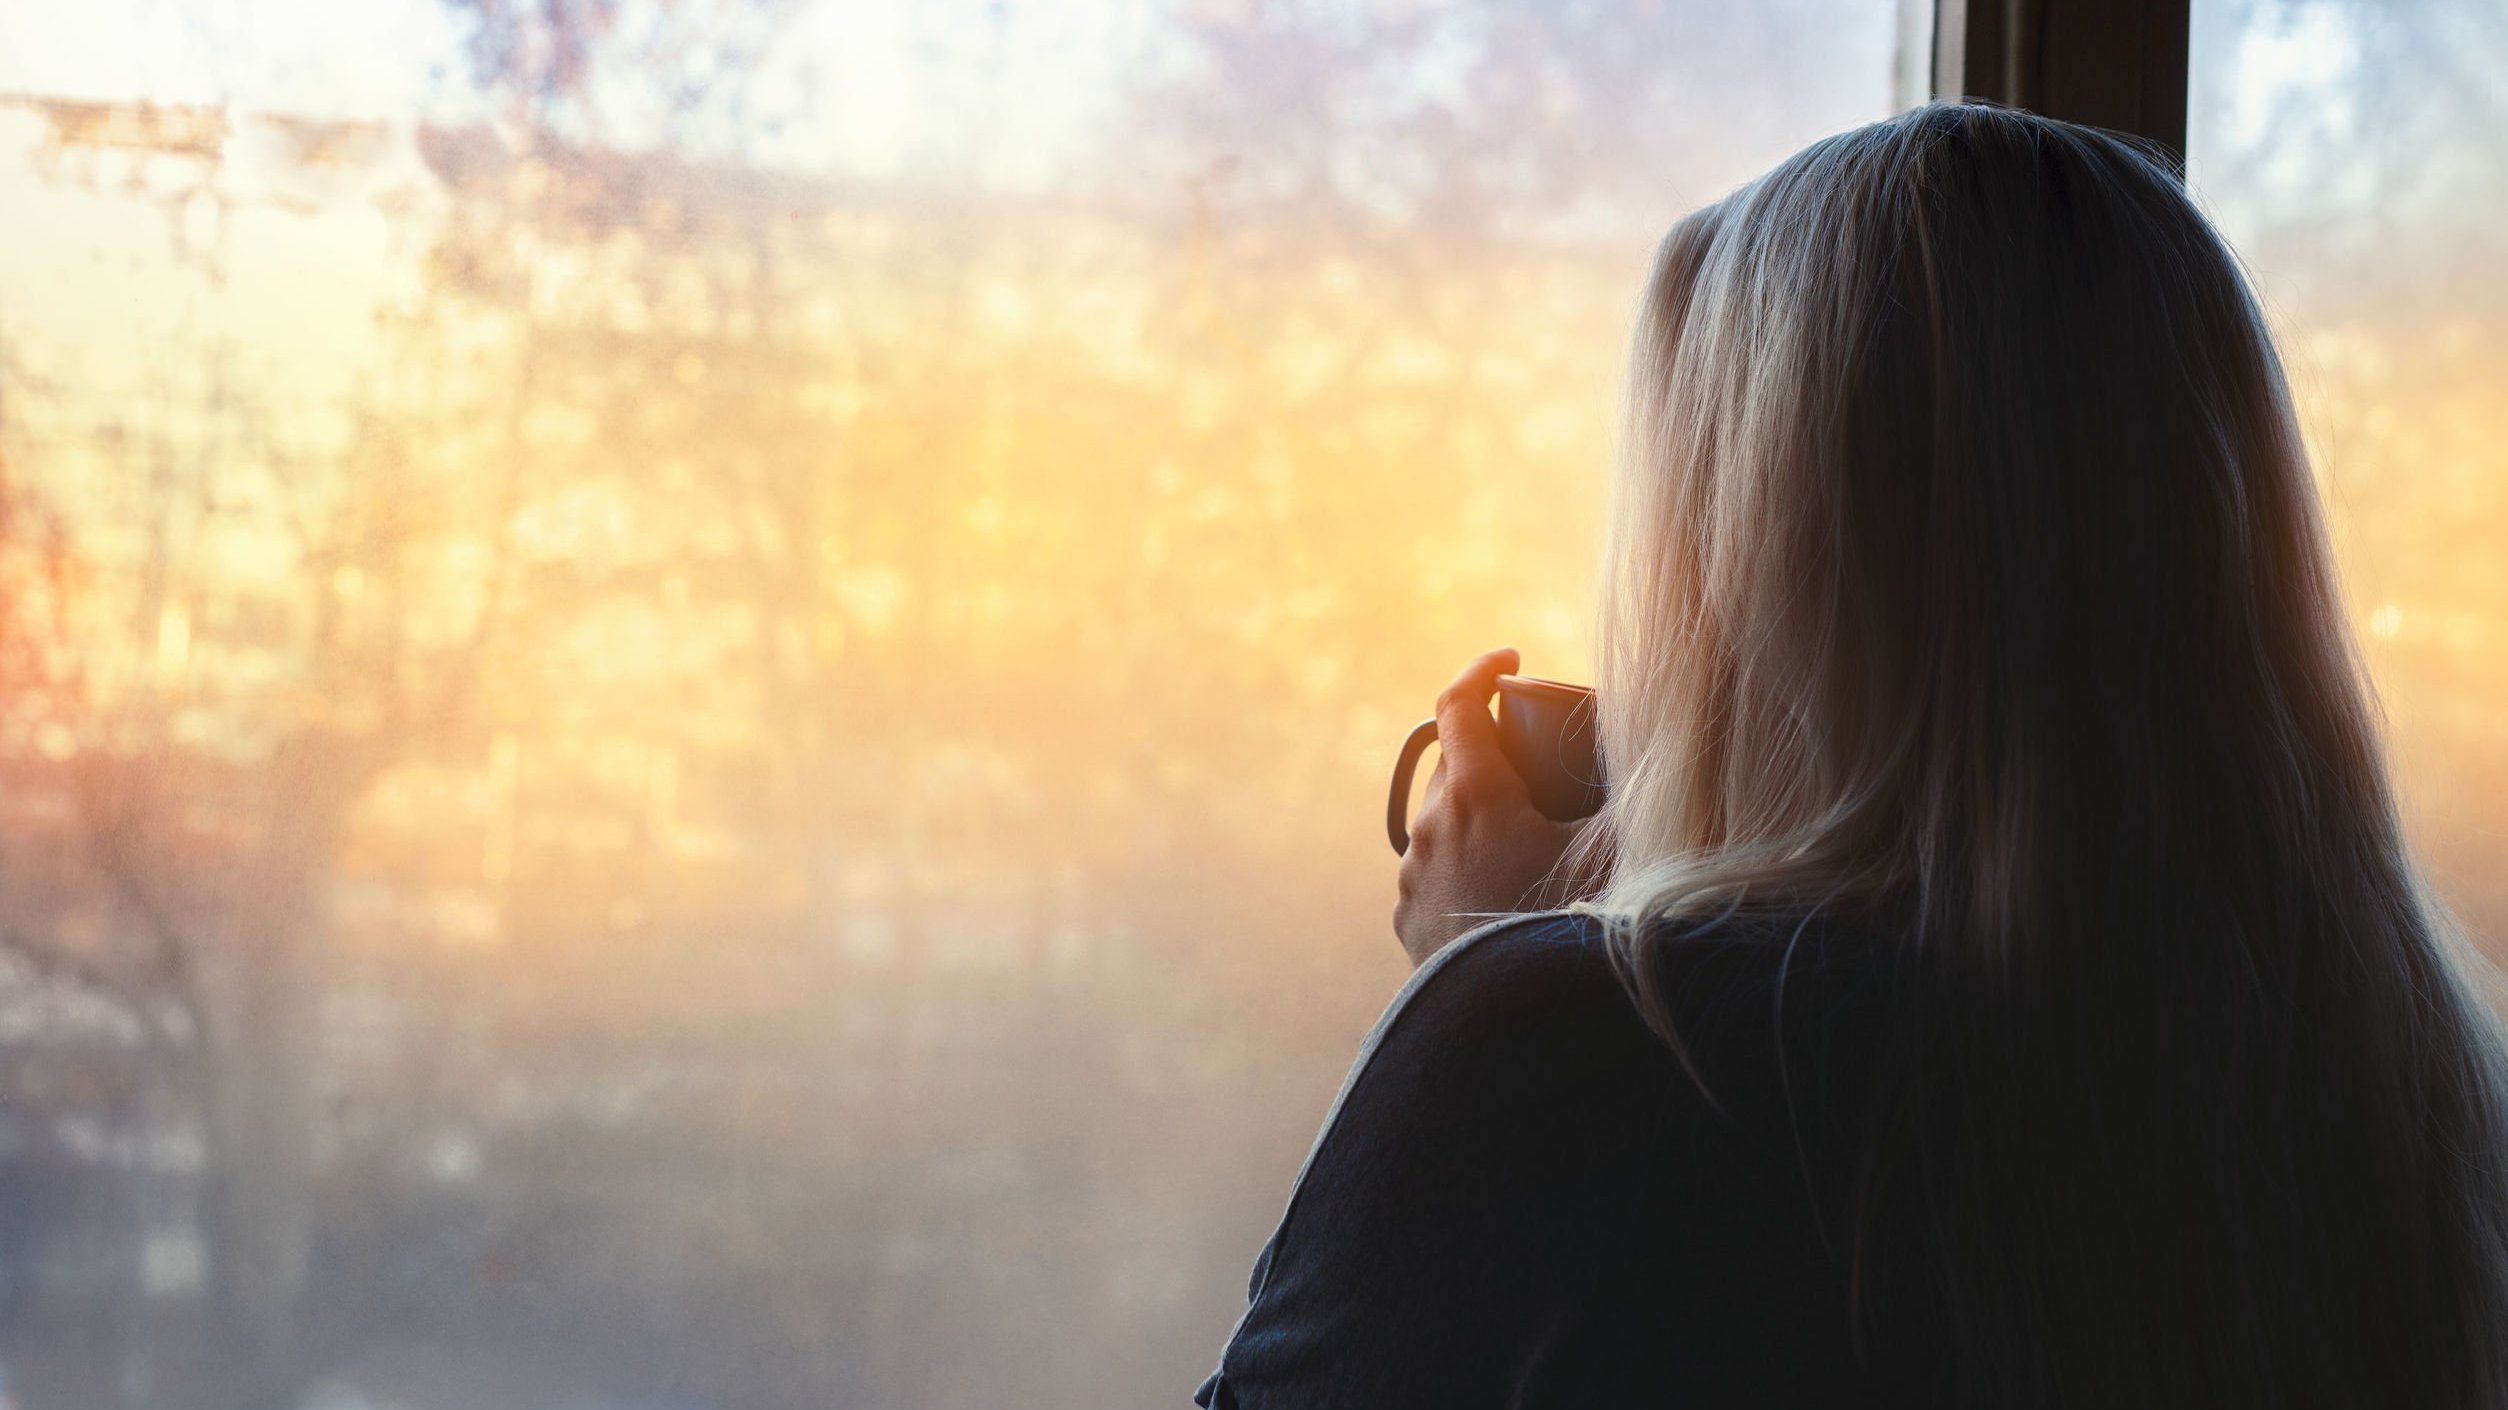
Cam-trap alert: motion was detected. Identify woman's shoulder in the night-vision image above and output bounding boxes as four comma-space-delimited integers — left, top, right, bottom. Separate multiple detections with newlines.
1310, 907, 1907, 1208
1199, 910, 1917, 1408
1388, 910, 1634, 1046
1395, 907, 1901, 1078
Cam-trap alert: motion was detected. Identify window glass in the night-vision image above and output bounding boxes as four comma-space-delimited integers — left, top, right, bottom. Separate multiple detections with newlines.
2190, 0, 2508, 955
0, 3, 1910, 1404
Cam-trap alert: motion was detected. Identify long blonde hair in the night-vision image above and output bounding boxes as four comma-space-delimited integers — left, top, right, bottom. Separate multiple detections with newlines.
1579, 103, 2508, 1407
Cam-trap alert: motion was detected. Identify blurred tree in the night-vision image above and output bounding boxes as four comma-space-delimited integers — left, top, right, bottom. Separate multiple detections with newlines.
30, 3, 2504, 1408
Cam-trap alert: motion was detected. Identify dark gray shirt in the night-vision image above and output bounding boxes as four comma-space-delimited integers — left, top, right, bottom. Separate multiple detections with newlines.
1196, 910, 1950, 1408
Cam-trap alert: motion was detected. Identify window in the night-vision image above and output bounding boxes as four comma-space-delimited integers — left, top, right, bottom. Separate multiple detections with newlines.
2189, 0, 2508, 954
0, 2, 1914, 1404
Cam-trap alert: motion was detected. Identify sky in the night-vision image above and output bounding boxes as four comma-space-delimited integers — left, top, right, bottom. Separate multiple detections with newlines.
0, 0, 1166, 190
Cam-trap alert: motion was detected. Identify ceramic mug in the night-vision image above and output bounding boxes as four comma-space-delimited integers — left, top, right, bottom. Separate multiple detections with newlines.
1387, 674, 1605, 855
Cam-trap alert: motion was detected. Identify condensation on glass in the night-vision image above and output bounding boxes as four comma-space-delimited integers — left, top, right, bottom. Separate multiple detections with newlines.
0, 4, 1906, 1406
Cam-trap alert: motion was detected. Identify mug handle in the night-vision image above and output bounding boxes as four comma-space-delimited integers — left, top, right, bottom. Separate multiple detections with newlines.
1386, 718, 1440, 856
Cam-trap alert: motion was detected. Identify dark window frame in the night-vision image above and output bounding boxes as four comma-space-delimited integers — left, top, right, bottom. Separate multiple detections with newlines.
1932, 0, 2191, 171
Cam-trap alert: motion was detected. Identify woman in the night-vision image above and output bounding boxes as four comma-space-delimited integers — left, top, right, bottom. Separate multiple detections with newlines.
1195, 104, 2508, 1408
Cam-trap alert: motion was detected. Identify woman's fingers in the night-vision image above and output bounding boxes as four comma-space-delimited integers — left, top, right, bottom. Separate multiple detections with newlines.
1397, 649, 1586, 966
1432, 647, 1522, 798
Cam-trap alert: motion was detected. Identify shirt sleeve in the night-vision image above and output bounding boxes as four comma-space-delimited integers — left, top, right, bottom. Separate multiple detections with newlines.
1194, 915, 1740, 1410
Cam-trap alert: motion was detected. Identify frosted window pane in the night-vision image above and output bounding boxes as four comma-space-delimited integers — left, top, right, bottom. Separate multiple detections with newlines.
0, 3, 1910, 1403
2190, 0, 2508, 950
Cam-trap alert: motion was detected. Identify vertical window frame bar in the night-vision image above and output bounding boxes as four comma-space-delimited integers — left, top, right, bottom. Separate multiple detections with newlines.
1932, 0, 2192, 172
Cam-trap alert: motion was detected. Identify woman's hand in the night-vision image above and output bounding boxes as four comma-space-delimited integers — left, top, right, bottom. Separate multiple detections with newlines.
1393, 649, 1592, 968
